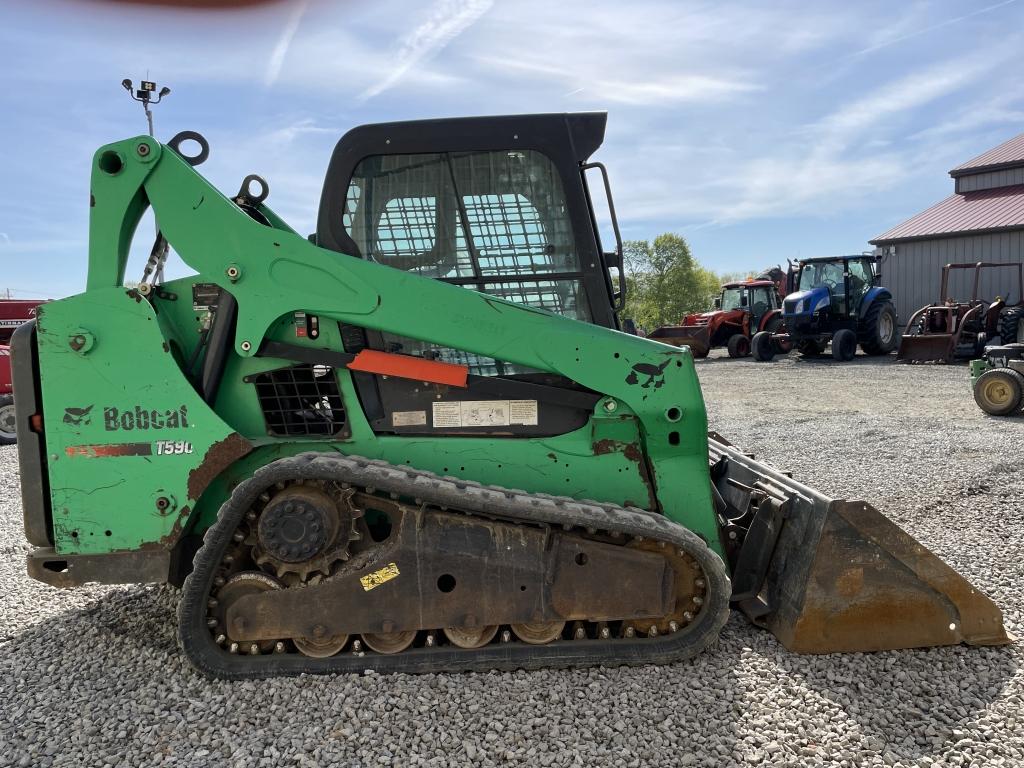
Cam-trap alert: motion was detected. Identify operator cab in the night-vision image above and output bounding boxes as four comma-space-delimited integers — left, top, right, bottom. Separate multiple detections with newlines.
792, 256, 879, 316
718, 281, 780, 327
316, 113, 623, 331
312, 114, 624, 436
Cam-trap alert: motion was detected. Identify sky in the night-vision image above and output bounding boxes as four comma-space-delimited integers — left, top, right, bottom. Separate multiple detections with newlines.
1, 0, 1023, 298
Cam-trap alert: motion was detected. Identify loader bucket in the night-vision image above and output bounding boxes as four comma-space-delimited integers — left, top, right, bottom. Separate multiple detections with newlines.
647, 324, 711, 357
710, 435, 1010, 653
897, 333, 955, 363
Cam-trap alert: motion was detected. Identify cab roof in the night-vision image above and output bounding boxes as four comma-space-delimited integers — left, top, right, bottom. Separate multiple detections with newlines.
798, 254, 874, 264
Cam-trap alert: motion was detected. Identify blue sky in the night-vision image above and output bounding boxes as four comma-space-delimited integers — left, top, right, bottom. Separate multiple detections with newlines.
1, 0, 1022, 298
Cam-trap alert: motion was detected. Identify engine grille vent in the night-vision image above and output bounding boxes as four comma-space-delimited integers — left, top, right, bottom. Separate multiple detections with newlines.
250, 364, 346, 437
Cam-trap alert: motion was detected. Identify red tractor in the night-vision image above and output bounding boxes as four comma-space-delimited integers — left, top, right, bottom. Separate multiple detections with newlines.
648, 268, 792, 358
0, 299, 47, 444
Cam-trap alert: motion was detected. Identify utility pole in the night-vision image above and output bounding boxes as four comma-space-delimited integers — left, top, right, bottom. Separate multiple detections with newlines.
121, 78, 171, 137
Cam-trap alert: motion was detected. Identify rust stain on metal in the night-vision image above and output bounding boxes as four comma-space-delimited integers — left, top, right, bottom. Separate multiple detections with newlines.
835, 567, 864, 598
187, 433, 253, 501
591, 439, 655, 509
156, 505, 191, 549
766, 500, 1010, 653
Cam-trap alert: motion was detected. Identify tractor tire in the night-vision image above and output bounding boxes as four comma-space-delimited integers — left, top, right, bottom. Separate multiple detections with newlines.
798, 339, 826, 357
859, 300, 898, 355
751, 331, 775, 362
727, 334, 750, 358
1000, 306, 1024, 344
973, 368, 1024, 416
0, 395, 16, 445
763, 316, 792, 354
832, 329, 857, 361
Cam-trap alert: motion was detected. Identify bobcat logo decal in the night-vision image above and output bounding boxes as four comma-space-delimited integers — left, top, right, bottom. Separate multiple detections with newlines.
625, 360, 670, 389
63, 405, 95, 426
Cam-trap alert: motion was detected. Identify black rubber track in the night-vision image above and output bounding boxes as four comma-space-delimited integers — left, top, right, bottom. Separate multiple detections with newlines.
179, 453, 732, 679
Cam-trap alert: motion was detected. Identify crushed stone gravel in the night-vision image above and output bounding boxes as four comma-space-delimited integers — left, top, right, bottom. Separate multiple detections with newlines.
0, 350, 1021, 767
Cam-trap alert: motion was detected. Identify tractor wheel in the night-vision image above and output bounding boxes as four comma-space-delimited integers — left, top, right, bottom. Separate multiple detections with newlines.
727, 334, 750, 358
859, 300, 898, 355
764, 316, 791, 353
751, 331, 775, 362
973, 368, 1024, 416
1000, 306, 1024, 344
0, 395, 16, 445
832, 329, 857, 361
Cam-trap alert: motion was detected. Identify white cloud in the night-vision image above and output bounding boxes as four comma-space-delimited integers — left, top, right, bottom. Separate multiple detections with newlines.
817, 55, 1003, 140
909, 103, 1024, 142
264, 0, 309, 88
476, 56, 759, 106
358, 0, 494, 102
850, 0, 1019, 57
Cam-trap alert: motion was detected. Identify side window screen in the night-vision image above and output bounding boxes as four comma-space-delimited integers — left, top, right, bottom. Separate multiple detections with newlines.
376, 196, 437, 258
462, 193, 548, 275
343, 150, 579, 284
344, 154, 473, 277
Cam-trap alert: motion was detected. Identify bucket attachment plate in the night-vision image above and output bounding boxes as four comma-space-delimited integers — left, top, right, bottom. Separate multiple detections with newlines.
647, 325, 711, 357
897, 333, 955, 363
710, 435, 1010, 653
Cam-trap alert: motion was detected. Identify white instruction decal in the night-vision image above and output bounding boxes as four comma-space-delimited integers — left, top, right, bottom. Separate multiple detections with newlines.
431, 402, 464, 428
392, 410, 427, 427
509, 400, 539, 425
432, 400, 539, 427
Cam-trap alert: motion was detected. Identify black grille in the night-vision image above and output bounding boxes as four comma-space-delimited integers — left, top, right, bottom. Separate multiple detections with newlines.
784, 299, 800, 314
251, 364, 346, 437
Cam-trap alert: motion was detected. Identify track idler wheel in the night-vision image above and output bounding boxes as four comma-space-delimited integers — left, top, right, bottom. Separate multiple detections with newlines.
510, 621, 566, 644
293, 632, 350, 658
214, 572, 282, 655
362, 631, 417, 654
443, 625, 499, 649
623, 539, 707, 638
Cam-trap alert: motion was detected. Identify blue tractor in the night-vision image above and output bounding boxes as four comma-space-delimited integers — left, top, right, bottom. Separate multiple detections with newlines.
751, 254, 898, 362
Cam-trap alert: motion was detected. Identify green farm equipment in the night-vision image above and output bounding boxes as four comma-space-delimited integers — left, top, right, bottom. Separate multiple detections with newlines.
971, 344, 1024, 415
12, 114, 1009, 678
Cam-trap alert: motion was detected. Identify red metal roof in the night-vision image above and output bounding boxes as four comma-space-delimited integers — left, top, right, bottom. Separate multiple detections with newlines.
950, 132, 1024, 176
870, 185, 1024, 243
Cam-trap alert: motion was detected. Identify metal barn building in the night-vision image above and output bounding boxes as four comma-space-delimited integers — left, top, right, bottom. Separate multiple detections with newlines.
870, 132, 1024, 322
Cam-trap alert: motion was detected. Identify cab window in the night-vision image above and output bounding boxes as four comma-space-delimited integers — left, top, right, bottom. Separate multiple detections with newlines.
749, 287, 773, 318
720, 287, 745, 311
847, 259, 872, 305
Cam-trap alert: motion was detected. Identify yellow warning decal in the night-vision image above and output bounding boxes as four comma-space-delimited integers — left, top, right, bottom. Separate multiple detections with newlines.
360, 563, 400, 591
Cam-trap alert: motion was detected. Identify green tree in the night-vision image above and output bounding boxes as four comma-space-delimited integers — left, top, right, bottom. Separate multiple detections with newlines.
622, 233, 722, 330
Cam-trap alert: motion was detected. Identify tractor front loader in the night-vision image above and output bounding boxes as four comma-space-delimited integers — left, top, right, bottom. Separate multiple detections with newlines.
12, 114, 1009, 678
647, 273, 788, 359
898, 262, 1024, 364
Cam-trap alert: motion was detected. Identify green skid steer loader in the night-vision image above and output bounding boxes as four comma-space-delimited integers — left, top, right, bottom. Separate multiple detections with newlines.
12, 113, 1009, 678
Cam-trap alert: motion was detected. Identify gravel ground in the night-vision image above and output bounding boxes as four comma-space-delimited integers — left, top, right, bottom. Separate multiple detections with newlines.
1, 351, 1021, 767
